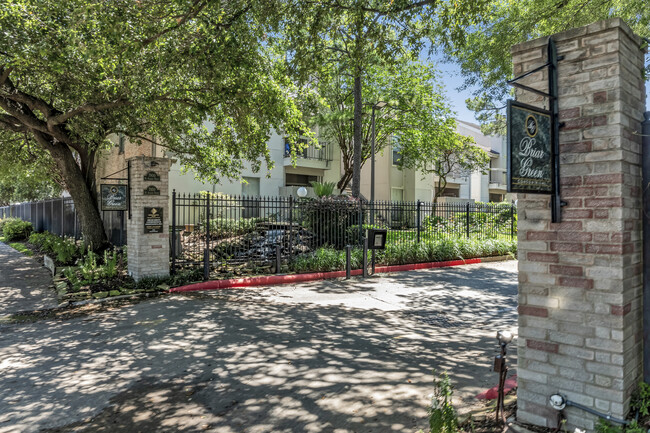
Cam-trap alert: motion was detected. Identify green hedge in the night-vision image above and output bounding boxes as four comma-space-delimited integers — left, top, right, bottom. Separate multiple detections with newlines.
2, 218, 33, 241
288, 237, 517, 273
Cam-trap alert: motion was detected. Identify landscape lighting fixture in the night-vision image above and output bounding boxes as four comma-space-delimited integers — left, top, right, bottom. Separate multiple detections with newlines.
497, 330, 513, 345
297, 187, 308, 198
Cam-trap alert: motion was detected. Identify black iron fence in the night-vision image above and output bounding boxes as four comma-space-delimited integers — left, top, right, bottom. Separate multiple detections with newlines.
0, 197, 126, 246
171, 191, 517, 273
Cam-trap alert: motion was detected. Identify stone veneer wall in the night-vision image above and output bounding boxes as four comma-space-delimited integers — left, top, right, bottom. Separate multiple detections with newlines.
513, 19, 646, 431
126, 156, 171, 281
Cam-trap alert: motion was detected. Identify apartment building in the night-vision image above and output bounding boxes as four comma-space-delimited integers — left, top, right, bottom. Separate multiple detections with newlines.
97, 120, 510, 204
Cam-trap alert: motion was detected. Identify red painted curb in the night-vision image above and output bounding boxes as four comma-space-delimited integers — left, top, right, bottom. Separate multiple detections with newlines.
170, 257, 490, 293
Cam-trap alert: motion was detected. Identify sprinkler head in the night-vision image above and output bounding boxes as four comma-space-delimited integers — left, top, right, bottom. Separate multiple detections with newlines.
549, 394, 566, 410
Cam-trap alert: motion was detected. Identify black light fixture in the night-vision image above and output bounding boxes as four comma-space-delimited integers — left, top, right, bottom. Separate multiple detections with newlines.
494, 330, 513, 426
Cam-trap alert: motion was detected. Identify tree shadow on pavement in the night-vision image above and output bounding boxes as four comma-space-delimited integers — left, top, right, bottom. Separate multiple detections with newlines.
1, 290, 513, 433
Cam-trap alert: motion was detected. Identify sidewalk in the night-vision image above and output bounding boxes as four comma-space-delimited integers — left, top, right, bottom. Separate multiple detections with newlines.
0, 242, 57, 315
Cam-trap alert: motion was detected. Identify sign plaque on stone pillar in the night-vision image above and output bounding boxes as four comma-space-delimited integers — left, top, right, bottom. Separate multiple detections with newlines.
144, 207, 163, 233
507, 101, 553, 194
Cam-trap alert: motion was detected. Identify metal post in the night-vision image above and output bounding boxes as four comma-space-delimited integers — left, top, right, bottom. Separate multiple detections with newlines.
289, 195, 293, 262
416, 200, 421, 243
510, 204, 515, 240
371, 105, 376, 227
61, 198, 64, 236
275, 245, 281, 274
363, 237, 368, 278
346, 245, 351, 279
466, 202, 470, 238
204, 192, 211, 280
642, 111, 650, 383
171, 190, 176, 274
548, 38, 563, 223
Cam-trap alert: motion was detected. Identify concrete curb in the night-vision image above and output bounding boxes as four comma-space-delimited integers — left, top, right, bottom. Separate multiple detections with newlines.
170, 255, 515, 293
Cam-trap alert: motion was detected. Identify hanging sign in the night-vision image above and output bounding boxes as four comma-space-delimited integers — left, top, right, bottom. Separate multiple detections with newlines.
101, 184, 128, 211
143, 185, 160, 196
144, 171, 160, 181
144, 207, 164, 234
507, 100, 553, 194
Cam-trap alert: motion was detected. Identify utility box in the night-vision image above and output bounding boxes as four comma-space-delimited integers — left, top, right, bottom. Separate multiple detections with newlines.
366, 228, 387, 250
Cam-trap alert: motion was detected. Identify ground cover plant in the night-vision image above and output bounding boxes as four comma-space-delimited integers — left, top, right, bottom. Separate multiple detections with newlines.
28, 232, 81, 265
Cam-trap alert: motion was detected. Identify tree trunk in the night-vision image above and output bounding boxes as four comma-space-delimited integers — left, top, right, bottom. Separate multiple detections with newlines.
337, 170, 353, 192
352, 73, 363, 198
47, 142, 109, 251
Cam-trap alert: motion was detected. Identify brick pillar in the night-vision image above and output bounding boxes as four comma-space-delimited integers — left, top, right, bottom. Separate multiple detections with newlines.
513, 19, 646, 431
126, 156, 171, 281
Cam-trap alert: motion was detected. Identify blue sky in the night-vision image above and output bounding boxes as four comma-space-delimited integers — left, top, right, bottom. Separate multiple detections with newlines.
432, 54, 650, 126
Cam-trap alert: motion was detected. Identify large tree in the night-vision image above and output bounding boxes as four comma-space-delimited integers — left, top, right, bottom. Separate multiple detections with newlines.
0, 0, 309, 250
439, 0, 650, 133
313, 60, 459, 193
398, 131, 490, 202
280, 0, 488, 198
0, 144, 62, 206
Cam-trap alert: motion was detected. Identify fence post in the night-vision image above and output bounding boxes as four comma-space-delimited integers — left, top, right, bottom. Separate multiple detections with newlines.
61, 198, 64, 236
466, 202, 470, 238
203, 192, 211, 280
510, 204, 515, 240
363, 237, 368, 278
275, 245, 281, 274
358, 200, 363, 246
346, 245, 351, 279
289, 195, 293, 262
416, 200, 421, 243
171, 189, 176, 275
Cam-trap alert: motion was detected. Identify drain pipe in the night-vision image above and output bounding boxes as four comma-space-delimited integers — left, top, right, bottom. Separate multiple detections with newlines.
641, 111, 650, 383
549, 394, 629, 425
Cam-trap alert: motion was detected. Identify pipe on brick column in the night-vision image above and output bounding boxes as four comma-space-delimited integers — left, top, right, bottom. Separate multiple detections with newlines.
641, 111, 650, 383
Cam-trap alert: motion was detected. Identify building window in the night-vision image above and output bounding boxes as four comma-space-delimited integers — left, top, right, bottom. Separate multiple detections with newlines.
242, 177, 260, 197
118, 135, 125, 155
392, 139, 401, 166
285, 173, 319, 186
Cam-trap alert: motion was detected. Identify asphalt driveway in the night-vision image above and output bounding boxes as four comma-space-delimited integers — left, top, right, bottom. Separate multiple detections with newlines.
0, 260, 518, 433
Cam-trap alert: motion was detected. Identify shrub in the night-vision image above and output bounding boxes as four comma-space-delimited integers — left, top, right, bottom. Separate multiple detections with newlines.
2, 218, 33, 241
310, 181, 336, 197
29, 231, 80, 265
299, 196, 362, 249
289, 247, 363, 273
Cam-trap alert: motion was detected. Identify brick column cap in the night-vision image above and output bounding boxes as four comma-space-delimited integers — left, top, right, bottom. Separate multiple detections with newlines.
511, 18, 642, 55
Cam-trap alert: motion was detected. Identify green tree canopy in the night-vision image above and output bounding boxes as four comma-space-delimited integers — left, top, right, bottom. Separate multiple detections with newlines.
313, 60, 460, 194
398, 130, 490, 203
0, 0, 309, 249
440, 1, 650, 133
280, 0, 488, 197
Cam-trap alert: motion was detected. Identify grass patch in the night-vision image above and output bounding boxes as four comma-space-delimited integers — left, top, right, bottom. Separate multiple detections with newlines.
8, 242, 33, 256
0, 236, 33, 256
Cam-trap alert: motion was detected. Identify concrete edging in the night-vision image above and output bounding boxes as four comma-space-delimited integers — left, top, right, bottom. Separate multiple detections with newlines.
170, 255, 514, 293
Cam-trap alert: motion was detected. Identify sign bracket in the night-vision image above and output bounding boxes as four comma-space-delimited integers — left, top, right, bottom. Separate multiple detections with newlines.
508, 37, 565, 223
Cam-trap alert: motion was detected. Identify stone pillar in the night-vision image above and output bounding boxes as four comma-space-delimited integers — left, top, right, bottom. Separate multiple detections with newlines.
513, 19, 646, 431
126, 156, 171, 281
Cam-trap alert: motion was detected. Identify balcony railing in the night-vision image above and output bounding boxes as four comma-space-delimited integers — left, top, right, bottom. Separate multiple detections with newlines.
284, 140, 333, 162
490, 170, 507, 185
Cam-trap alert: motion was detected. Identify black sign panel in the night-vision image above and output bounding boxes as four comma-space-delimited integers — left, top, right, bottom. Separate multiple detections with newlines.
143, 185, 160, 196
144, 171, 160, 181
144, 207, 164, 234
507, 100, 553, 194
101, 184, 128, 211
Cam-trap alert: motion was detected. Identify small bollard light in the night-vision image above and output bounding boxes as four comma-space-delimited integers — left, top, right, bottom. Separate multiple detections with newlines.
494, 330, 513, 426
